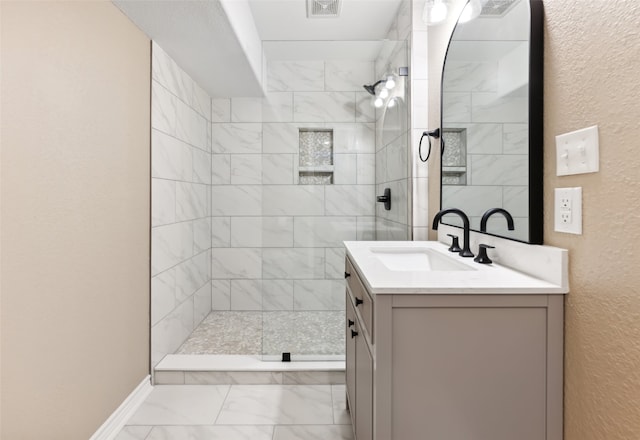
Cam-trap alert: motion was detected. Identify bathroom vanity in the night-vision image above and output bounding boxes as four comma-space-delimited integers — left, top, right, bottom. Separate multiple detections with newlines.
344, 240, 567, 440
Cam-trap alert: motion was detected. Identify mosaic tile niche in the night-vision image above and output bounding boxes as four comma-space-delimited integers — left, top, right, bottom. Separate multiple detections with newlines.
442, 128, 467, 186
299, 129, 334, 185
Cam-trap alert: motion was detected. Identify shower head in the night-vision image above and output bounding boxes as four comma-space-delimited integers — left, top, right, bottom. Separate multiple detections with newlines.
363, 79, 384, 95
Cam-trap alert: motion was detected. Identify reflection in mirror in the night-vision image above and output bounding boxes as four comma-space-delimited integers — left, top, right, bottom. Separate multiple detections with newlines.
262, 39, 411, 241
440, 0, 542, 243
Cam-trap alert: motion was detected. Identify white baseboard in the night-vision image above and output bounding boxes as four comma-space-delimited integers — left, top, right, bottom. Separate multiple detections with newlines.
90, 375, 153, 440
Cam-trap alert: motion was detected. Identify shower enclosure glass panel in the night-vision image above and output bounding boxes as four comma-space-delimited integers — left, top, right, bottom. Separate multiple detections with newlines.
259, 40, 410, 361
374, 40, 411, 241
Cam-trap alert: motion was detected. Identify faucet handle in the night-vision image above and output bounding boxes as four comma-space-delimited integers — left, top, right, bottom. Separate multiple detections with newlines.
474, 244, 495, 264
446, 234, 462, 253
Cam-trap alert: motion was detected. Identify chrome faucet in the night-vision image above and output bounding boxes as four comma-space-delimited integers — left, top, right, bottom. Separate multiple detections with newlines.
480, 208, 515, 233
432, 208, 474, 257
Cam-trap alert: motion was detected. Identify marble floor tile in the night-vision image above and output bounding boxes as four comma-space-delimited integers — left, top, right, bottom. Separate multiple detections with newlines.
273, 425, 354, 440
331, 385, 352, 425
127, 385, 230, 425
216, 385, 334, 425
145, 425, 274, 440
114, 426, 153, 440
118, 383, 354, 440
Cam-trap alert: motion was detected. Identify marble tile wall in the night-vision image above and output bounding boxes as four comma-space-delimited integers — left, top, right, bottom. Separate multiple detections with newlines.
151, 42, 213, 369
409, 0, 432, 239
210, 59, 377, 357
374, 11, 412, 241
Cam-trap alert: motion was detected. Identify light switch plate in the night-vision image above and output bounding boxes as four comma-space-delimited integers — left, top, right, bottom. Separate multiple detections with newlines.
555, 125, 599, 176
554, 187, 582, 234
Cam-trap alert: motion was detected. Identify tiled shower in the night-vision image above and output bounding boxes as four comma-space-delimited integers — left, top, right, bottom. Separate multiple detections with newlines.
151, 42, 213, 369
209, 56, 377, 361
151, 15, 412, 368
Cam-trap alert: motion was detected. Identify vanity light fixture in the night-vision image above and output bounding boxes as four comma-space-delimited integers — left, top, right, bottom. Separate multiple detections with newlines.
458, 0, 487, 23
384, 75, 396, 89
422, 0, 448, 25
373, 97, 384, 108
379, 88, 389, 99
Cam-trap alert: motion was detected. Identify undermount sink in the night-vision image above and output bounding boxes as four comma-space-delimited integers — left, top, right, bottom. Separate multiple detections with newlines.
370, 247, 476, 272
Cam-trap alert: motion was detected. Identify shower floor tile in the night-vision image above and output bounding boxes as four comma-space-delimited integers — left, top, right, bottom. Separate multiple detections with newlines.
177, 312, 262, 355
176, 311, 345, 357
262, 311, 345, 356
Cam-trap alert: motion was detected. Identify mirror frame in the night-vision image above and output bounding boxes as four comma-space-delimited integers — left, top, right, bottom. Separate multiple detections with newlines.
439, 0, 544, 244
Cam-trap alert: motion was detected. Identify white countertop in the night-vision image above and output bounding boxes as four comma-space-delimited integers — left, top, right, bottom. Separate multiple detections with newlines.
344, 241, 568, 295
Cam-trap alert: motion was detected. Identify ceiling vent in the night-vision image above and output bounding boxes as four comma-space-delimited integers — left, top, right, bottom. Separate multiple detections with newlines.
307, 0, 342, 18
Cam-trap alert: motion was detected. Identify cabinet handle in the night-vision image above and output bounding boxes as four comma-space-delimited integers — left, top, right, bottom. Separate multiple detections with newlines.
344, 271, 351, 279
355, 297, 364, 306
348, 319, 355, 327
351, 329, 358, 338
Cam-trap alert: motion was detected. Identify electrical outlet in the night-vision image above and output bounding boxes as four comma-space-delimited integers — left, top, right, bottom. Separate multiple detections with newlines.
560, 210, 572, 224
555, 187, 582, 234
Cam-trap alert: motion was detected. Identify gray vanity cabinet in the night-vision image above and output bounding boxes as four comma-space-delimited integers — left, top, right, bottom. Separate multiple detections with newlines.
345, 258, 373, 440
345, 255, 564, 440
345, 298, 357, 423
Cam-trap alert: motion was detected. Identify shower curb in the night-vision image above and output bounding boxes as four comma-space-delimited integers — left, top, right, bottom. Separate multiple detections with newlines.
154, 355, 345, 385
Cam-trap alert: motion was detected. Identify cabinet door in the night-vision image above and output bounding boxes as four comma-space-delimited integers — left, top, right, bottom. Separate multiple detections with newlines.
346, 296, 356, 424
355, 328, 373, 440
391, 306, 547, 440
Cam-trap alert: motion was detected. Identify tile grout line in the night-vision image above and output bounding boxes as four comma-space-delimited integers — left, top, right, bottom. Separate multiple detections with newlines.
330, 384, 337, 425
212, 384, 233, 426
141, 425, 153, 440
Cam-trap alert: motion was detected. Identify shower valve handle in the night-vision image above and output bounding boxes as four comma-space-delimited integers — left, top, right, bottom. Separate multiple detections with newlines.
377, 188, 391, 211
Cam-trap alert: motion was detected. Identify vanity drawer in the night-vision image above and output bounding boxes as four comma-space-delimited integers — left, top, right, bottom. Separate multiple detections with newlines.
345, 257, 373, 341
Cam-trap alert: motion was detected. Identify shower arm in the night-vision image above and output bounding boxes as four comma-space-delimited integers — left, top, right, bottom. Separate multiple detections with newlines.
363, 79, 385, 95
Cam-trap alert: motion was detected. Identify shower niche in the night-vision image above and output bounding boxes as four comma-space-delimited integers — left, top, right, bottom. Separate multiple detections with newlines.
442, 128, 467, 186
298, 128, 334, 185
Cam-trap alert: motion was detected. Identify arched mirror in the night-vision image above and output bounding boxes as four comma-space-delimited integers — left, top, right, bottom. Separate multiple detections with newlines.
440, 0, 543, 243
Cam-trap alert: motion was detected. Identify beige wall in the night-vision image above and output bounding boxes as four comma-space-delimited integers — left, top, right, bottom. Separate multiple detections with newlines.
0, 2, 151, 439
428, 1, 640, 438
544, 1, 640, 438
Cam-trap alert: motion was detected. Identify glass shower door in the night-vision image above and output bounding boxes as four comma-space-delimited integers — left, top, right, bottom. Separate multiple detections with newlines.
260, 39, 409, 361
